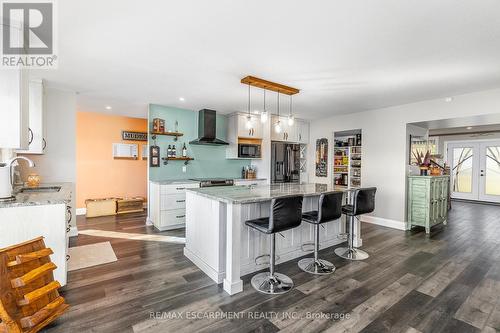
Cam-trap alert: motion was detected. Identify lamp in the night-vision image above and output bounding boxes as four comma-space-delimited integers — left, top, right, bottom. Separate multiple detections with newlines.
287, 95, 294, 126
274, 91, 282, 133
260, 88, 268, 123
245, 83, 253, 129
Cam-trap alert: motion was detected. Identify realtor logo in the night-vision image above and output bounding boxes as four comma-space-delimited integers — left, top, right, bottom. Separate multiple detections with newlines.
1, 0, 57, 68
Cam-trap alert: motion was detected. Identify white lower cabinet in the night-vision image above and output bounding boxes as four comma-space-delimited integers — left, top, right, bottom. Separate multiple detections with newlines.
0, 204, 68, 286
150, 181, 199, 231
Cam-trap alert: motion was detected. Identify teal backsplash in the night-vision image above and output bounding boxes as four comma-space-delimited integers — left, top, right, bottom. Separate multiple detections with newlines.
148, 104, 249, 181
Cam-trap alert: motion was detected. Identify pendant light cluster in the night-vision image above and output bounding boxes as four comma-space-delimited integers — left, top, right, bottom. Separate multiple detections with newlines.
245, 83, 253, 129
241, 76, 300, 134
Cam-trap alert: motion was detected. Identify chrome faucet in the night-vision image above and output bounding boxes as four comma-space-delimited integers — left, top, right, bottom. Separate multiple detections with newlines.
8, 156, 35, 168
6, 156, 35, 185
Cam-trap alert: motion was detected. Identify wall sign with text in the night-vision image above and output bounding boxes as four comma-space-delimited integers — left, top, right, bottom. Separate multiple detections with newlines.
122, 131, 147, 141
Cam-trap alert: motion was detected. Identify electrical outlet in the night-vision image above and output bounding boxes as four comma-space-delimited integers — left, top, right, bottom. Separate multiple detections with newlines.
182, 165, 187, 173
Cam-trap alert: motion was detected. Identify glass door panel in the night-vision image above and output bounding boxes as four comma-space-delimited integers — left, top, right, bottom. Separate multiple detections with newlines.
448, 143, 479, 200
479, 142, 500, 203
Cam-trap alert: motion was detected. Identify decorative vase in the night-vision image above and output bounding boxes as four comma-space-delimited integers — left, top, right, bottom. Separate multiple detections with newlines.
26, 174, 41, 187
419, 167, 428, 176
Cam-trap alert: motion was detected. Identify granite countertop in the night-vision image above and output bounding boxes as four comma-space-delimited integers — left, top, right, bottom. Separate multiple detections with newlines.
186, 183, 353, 204
151, 178, 267, 185
0, 182, 73, 209
149, 179, 200, 185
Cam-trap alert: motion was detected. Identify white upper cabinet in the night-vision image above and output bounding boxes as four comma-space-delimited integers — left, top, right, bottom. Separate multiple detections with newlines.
271, 115, 305, 143
236, 114, 263, 139
18, 80, 45, 154
0, 69, 29, 149
296, 119, 310, 144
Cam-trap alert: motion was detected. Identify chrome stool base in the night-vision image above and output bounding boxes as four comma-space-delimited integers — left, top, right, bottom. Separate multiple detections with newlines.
250, 272, 293, 295
334, 247, 369, 260
298, 258, 336, 275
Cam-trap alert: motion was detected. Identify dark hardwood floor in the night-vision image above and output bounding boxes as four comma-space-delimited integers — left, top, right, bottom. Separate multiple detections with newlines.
43, 201, 500, 333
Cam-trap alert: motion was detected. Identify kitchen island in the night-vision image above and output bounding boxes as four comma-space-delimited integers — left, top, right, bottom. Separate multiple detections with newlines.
184, 183, 361, 295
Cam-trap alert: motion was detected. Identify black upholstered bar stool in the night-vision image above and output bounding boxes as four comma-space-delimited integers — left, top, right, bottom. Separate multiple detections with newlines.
245, 195, 303, 295
298, 191, 343, 275
334, 187, 377, 261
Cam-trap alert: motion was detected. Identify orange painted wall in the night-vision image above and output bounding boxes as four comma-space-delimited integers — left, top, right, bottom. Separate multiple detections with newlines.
76, 111, 147, 208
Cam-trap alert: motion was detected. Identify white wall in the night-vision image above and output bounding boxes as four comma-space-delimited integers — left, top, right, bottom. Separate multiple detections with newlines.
19, 88, 77, 228
308, 88, 500, 225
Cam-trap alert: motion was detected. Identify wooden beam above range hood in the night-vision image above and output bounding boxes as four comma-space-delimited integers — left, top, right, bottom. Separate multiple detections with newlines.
241, 76, 300, 95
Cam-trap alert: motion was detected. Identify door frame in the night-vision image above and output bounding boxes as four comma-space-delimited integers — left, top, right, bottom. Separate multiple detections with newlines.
445, 138, 500, 203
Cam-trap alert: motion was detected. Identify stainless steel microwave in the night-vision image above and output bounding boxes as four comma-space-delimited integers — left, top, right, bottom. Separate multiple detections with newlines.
238, 144, 261, 158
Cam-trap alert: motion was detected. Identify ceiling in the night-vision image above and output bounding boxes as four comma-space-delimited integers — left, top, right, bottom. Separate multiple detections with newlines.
30, 0, 500, 119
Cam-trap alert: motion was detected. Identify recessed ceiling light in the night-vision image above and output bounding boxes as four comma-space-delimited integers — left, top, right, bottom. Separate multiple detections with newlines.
466, 126, 473, 130
105, 106, 112, 110
179, 97, 185, 102
445, 97, 453, 102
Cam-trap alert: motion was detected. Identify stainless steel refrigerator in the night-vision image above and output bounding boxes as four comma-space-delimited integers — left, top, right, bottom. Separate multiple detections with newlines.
271, 142, 300, 183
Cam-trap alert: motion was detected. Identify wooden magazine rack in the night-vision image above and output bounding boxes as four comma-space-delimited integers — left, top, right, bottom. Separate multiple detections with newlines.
0, 237, 69, 333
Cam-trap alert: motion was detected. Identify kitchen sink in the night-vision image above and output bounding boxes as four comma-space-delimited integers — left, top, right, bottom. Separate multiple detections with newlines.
19, 186, 62, 193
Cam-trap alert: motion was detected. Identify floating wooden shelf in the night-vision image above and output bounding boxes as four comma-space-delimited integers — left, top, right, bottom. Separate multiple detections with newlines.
166, 157, 193, 161
161, 156, 194, 165
150, 131, 184, 141
113, 156, 138, 160
241, 76, 300, 95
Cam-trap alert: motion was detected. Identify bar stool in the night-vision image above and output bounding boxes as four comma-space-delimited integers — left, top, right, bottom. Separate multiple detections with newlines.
298, 191, 343, 275
334, 187, 377, 261
245, 195, 303, 295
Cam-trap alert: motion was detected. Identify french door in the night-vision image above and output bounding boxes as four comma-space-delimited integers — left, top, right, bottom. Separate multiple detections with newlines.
448, 141, 500, 203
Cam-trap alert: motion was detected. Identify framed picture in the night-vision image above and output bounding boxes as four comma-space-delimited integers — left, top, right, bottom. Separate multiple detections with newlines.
150, 145, 160, 167
315, 138, 328, 177
409, 135, 439, 165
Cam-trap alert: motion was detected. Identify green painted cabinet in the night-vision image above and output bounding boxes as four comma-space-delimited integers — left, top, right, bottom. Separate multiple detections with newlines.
407, 175, 450, 233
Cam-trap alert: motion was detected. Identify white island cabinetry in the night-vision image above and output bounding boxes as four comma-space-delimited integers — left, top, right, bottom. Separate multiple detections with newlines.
184, 184, 360, 295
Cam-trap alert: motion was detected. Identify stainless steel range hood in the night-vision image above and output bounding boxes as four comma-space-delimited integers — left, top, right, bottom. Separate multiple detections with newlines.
189, 109, 229, 145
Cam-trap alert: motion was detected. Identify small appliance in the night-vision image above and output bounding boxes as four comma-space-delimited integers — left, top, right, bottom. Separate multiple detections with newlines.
0, 156, 35, 200
238, 143, 261, 158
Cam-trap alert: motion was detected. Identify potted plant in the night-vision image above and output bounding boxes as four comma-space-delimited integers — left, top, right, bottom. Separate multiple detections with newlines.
413, 150, 431, 176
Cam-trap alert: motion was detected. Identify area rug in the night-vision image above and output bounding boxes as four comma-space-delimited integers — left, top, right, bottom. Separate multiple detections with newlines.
78, 229, 186, 244
67, 241, 118, 271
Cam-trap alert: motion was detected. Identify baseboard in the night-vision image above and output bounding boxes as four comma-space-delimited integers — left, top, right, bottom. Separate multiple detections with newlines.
361, 215, 406, 230
154, 223, 185, 231
68, 226, 79, 237
184, 247, 225, 284
76, 208, 86, 216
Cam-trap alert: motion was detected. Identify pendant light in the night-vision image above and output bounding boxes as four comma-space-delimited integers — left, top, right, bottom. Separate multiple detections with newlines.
260, 88, 268, 123
274, 91, 282, 133
287, 94, 294, 126
245, 83, 252, 129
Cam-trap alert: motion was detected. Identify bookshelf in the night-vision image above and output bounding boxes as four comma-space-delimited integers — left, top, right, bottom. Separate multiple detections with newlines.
333, 131, 362, 188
